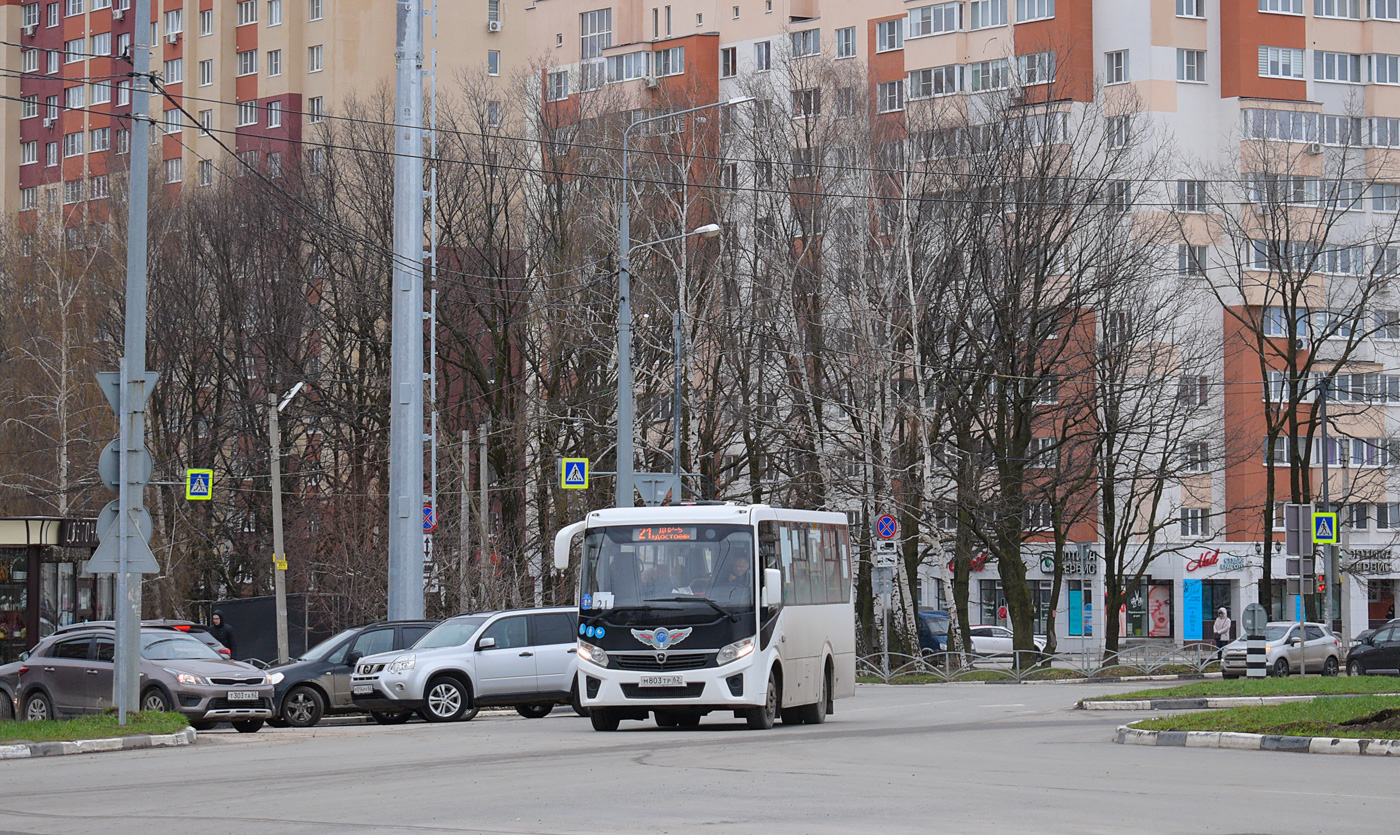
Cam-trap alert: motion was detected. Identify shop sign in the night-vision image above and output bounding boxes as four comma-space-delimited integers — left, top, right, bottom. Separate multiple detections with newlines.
1185, 549, 1248, 573
946, 551, 992, 573
1342, 548, 1394, 576
1038, 550, 1098, 575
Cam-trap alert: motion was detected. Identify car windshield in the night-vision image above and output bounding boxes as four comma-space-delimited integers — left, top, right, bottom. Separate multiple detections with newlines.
1262, 625, 1293, 642
414, 616, 488, 649
580, 524, 756, 612
141, 633, 223, 661
300, 628, 358, 661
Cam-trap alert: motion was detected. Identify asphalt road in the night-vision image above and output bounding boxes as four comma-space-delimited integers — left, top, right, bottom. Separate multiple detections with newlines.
2, 681, 1397, 834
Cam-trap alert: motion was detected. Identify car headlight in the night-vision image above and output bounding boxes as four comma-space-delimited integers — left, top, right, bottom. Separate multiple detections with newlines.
267, 672, 284, 685
716, 637, 755, 665
167, 669, 208, 687
387, 654, 416, 674
577, 641, 608, 667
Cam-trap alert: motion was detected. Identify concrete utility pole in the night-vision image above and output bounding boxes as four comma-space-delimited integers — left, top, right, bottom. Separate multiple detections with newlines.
268, 382, 302, 665
387, 0, 426, 620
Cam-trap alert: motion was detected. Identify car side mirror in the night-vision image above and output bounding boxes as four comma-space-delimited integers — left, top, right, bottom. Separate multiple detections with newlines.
345, 650, 363, 667
1289, 637, 1301, 646
18, 651, 28, 662
762, 568, 782, 607
477, 637, 496, 650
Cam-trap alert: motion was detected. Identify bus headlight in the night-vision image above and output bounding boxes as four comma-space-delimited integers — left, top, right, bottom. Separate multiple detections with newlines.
716, 637, 755, 665
578, 641, 608, 667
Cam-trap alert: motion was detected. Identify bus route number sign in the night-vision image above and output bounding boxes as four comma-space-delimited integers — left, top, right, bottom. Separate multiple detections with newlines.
876, 514, 898, 540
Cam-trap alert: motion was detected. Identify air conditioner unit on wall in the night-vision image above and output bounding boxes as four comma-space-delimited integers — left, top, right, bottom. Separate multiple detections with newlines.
166, 32, 178, 44
644, 75, 659, 88
22, 24, 36, 36
1304, 142, 1323, 155
112, 7, 124, 18
43, 116, 54, 127
487, 20, 501, 31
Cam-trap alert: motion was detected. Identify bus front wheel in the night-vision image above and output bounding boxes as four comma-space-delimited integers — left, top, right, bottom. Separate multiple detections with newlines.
746, 670, 779, 730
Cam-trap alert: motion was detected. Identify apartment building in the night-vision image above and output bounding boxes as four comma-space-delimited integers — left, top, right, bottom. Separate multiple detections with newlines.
2, 0, 522, 217
529, 0, 1400, 649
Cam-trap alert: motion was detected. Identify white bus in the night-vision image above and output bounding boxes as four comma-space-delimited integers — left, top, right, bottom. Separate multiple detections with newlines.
553, 502, 856, 731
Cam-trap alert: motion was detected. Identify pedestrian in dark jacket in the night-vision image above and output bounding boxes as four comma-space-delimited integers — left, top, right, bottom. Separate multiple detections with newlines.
208, 610, 237, 659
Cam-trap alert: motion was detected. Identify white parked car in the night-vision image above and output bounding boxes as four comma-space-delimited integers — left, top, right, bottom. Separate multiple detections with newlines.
1220, 621, 1340, 678
350, 607, 583, 723
967, 625, 1047, 656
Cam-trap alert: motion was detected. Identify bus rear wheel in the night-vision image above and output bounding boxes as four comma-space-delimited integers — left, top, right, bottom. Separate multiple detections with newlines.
746, 670, 779, 730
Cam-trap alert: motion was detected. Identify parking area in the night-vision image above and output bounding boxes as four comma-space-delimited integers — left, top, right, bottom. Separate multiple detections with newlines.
2, 681, 1399, 834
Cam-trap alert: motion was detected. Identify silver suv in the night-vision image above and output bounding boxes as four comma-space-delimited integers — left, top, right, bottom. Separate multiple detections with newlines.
351, 607, 581, 723
1220, 621, 1341, 678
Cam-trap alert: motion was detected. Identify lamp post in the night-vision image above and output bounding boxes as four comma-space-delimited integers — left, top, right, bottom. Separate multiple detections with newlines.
269, 381, 304, 665
616, 97, 747, 508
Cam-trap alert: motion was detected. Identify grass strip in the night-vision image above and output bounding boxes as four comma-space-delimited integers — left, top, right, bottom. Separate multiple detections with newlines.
1133, 695, 1400, 739
0, 711, 190, 745
1096, 675, 1399, 702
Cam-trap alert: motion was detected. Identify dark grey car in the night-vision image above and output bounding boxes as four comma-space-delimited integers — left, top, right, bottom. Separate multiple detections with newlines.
267, 620, 437, 727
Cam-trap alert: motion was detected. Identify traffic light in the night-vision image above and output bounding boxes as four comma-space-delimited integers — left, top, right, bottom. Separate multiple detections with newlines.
1316, 576, 1326, 595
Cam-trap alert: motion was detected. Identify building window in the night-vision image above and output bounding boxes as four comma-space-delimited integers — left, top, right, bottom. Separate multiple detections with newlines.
791, 88, 820, 117
268, 0, 282, 25
1177, 49, 1206, 82
269, 151, 282, 177
91, 32, 110, 55
1375, 184, 1400, 211
486, 100, 500, 126
1029, 437, 1056, 469
580, 8, 611, 59
1026, 502, 1053, 530
22, 49, 39, 74
604, 54, 650, 84
116, 129, 128, 153
1316, 0, 1361, 15
1107, 114, 1131, 149
162, 110, 181, 134
20, 141, 38, 165
1017, 0, 1053, 21
1177, 180, 1207, 211
20, 187, 38, 211
733, 4, 739, 17
237, 50, 257, 76
116, 82, 129, 105
200, 8, 213, 35
909, 65, 961, 98
1180, 508, 1210, 538
720, 47, 736, 78
1178, 244, 1207, 277
165, 8, 182, 34
307, 44, 323, 72
790, 29, 819, 57
267, 100, 281, 127
307, 97, 322, 122
1177, 0, 1204, 15
62, 131, 83, 157
1105, 50, 1128, 84
267, 49, 282, 76
64, 0, 80, 16
835, 87, 856, 117
1372, 54, 1400, 85
487, 50, 499, 75
876, 79, 904, 112
1183, 442, 1210, 472
969, 0, 1007, 29
22, 2, 39, 26
1178, 375, 1208, 406
237, 0, 257, 25
835, 26, 855, 58
1259, 46, 1305, 79
198, 159, 213, 185
876, 19, 903, 52
63, 178, 84, 204
164, 58, 182, 83
63, 38, 83, 63
48, 49, 59, 74
654, 46, 684, 76
164, 157, 182, 183
308, 147, 325, 173
755, 41, 771, 71
63, 84, 83, 109
237, 101, 258, 125
21, 96, 37, 119
1259, 0, 1303, 11
969, 59, 1009, 91
1373, 0, 1400, 19
45, 95, 58, 120
199, 59, 213, 86
546, 71, 568, 101
117, 32, 130, 57
199, 109, 212, 133
46, 1, 58, 26
46, 141, 58, 166
1017, 51, 1055, 85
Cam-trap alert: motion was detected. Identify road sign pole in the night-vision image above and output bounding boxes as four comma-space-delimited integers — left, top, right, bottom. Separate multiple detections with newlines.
268, 393, 290, 665
114, 358, 134, 722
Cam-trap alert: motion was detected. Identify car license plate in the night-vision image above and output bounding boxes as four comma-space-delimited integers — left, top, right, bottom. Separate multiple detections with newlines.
639, 675, 685, 688
227, 690, 258, 701
352, 684, 374, 696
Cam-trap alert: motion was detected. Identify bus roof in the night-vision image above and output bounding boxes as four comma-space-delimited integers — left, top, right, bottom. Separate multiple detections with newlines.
583, 504, 848, 527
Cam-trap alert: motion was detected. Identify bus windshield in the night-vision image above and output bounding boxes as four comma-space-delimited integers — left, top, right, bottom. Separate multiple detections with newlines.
581, 524, 755, 613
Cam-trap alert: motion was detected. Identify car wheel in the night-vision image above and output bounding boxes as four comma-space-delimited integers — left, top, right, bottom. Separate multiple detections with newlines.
0, 692, 13, 721
1272, 658, 1290, 678
516, 703, 553, 719
422, 677, 469, 722
570, 682, 589, 718
1349, 659, 1366, 677
590, 708, 620, 732
232, 719, 264, 734
370, 710, 411, 725
140, 687, 171, 713
745, 670, 780, 730
190, 720, 218, 731
282, 685, 326, 728
23, 691, 52, 722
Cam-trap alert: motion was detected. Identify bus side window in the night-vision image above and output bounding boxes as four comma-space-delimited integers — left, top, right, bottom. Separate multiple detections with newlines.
779, 523, 795, 604
824, 525, 842, 603
838, 527, 852, 603
793, 525, 813, 605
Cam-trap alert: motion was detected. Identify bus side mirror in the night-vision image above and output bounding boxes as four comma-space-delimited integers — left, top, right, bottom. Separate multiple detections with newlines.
762, 568, 782, 607
554, 521, 586, 570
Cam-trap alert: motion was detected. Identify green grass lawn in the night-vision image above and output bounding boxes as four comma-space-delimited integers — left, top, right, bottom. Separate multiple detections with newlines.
1133, 695, 1400, 739
0, 711, 189, 745
1095, 675, 1400, 702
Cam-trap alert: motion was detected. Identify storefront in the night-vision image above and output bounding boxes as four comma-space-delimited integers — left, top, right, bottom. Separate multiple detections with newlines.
1177, 546, 1256, 644
0, 517, 106, 664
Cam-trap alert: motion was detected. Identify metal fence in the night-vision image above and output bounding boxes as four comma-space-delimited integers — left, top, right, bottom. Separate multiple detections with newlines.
856, 644, 1223, 684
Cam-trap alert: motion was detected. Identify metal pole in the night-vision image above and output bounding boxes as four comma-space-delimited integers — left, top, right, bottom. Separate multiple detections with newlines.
616, 130, 635, 509
1321, 379, 1337, 635
459, 428, 471, 612
479, 421, 490, 604
268, 394, 289, 665
388, 0, 426, 620
673, 310, 682, 480
114, 358, 134, 722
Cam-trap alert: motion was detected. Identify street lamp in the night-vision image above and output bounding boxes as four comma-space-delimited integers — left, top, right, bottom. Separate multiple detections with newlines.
615, 97, 751, 508
268, 380, 304, 664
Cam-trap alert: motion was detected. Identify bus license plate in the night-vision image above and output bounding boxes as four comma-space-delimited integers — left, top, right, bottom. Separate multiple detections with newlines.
227, 690, 258, 701
352, 685, 374, 695
639, 675, 685, 688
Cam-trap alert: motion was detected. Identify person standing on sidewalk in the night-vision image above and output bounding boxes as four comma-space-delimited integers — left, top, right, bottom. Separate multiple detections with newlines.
208, 609, 237, 659
1212, 608, 1232, 658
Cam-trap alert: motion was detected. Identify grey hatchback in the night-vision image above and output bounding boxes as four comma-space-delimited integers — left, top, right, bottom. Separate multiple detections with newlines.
7, 626, 274, 731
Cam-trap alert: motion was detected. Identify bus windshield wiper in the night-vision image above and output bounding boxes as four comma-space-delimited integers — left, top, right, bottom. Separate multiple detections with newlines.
645, 596, 740, 622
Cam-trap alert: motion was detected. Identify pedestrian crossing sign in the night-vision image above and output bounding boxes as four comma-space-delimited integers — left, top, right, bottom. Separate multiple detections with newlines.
1312, 512, 1338, 545
185, 469, 213, 501
561, 458, 589, 490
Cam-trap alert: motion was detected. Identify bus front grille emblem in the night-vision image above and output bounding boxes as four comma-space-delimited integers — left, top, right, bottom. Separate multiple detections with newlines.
632, 626, 692, 651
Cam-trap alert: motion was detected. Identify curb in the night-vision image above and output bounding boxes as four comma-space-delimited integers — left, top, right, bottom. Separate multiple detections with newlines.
859, 672, 1221, 687
1115, 724, 1400, 756
0, 725, 196, 760
1083, 692, 1400, 711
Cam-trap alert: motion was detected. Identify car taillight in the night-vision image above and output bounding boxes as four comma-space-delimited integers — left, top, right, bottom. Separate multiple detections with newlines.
219, 649, 231, 657
173, 625, 191, 631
